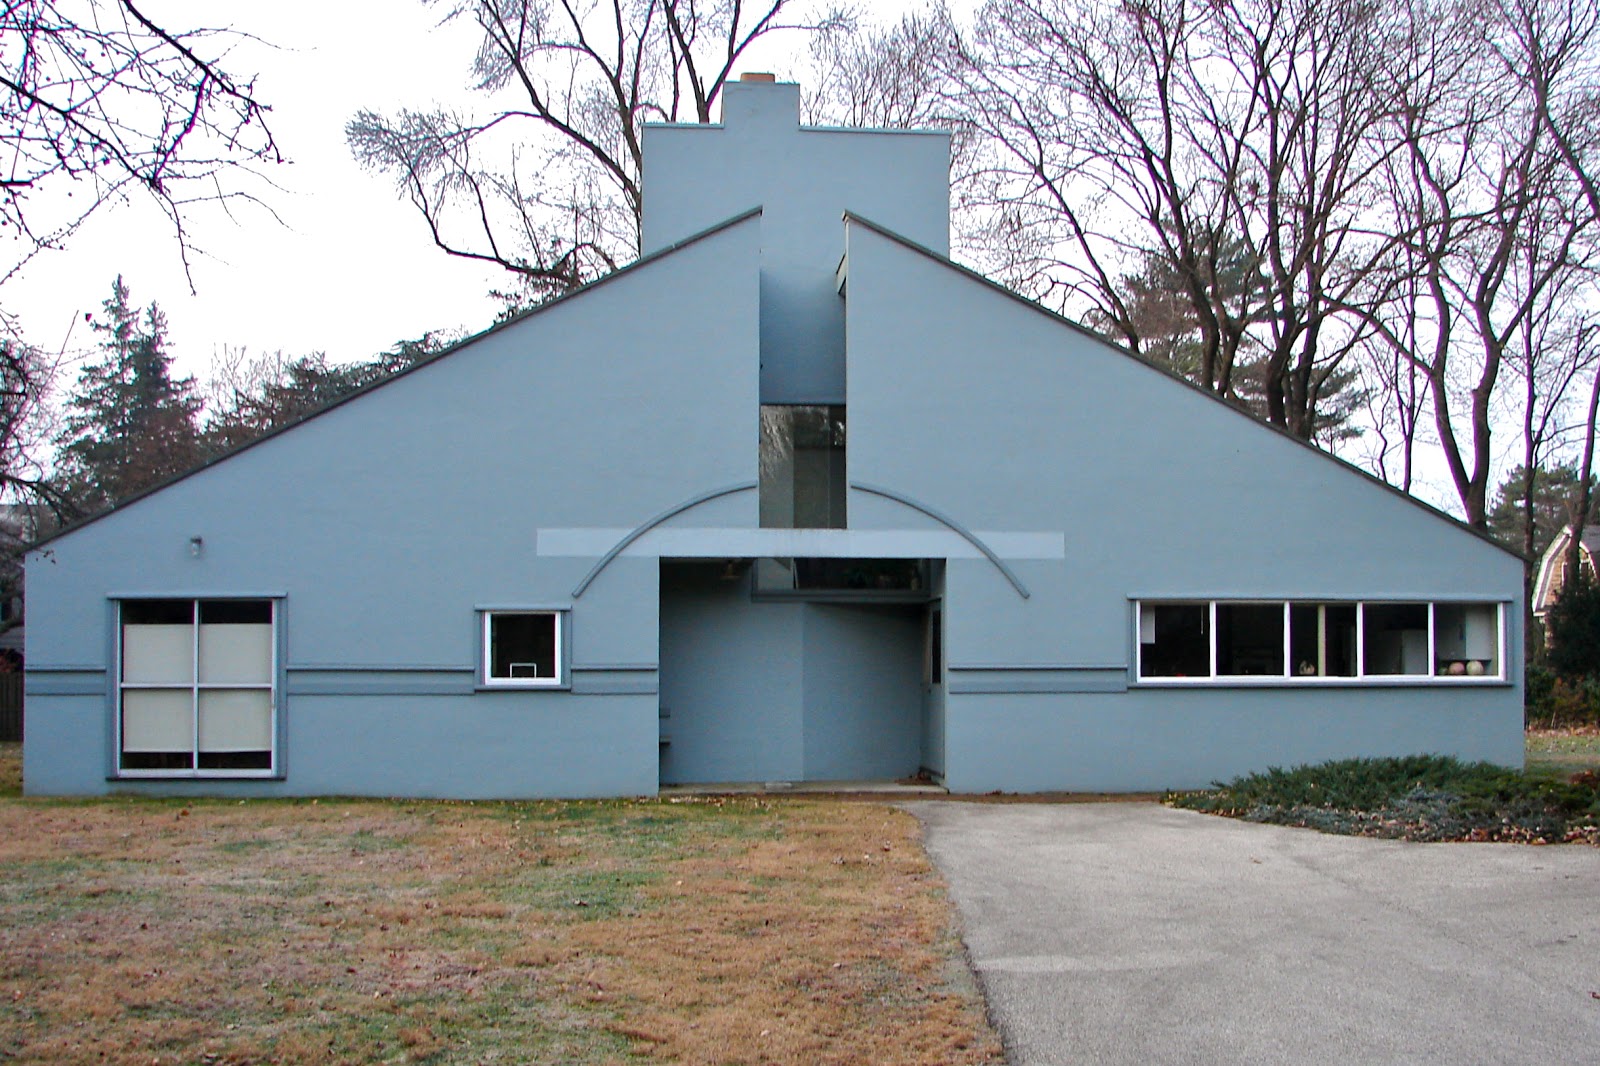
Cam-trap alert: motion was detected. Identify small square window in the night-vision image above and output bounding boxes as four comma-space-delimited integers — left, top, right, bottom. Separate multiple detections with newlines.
483, 611, 564, 686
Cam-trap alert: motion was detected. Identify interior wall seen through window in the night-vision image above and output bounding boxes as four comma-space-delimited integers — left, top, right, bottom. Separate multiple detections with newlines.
759, 405, 846, 529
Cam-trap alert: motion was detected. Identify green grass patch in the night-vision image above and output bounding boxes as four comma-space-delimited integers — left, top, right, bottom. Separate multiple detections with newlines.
1166, 754, 1600, 843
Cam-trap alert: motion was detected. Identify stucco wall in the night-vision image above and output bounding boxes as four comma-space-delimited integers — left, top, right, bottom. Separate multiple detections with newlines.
24, 110, 1530, 798
842, 219, 1525, 790
25, 213, 764, 797
643, 81, 949, 404
659, 562, 926, 784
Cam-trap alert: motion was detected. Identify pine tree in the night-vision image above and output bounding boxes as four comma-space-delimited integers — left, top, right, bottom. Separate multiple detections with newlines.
1487, 463, 1600, 560
1545, 572, 1600, 679
56, 276, 203, 511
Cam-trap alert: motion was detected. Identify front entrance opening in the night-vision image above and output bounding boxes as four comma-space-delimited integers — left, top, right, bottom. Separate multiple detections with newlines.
659, 560, 931, 785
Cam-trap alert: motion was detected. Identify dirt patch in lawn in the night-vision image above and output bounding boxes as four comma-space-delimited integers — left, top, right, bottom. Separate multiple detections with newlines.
0, 774, 1001, 1065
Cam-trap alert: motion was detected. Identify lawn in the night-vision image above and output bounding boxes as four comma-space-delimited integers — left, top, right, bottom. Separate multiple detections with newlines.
0, 744, 1001, 1065
1525, 726, 1600, 777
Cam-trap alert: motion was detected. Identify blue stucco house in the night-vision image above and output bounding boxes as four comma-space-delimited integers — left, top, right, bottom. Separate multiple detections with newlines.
23, 79, 1524, 798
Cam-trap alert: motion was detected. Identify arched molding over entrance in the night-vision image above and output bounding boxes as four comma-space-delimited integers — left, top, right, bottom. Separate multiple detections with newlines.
571, 479, 1030, 601
571, 482, 757, 598
850, 482, 1031, 600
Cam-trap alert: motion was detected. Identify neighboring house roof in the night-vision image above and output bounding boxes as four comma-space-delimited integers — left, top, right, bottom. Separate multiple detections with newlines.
1533, 525, 1600, 616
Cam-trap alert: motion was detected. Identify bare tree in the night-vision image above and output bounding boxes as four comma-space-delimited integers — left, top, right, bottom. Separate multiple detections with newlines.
1488, 0, 1600, 570
945, 0, 1413, 442
0, 0, 280, 291
0, 339, 65, 517
804, 3, 959, 130
348, 0, 850, 312
1359, 0, 1598, 528
200, 332, 463, 453
0, 337, 65, 638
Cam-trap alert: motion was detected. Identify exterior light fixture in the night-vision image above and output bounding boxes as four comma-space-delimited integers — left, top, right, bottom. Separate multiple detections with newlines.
189, 536, 203, 558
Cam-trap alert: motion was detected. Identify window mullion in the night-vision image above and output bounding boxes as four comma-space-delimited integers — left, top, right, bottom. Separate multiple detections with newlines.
1497, 602, 1506, 680
1356, 602, 1366, 678
1427, 601, 1437, 678
190, 600, 200, 773
1208, 601, 1218, 679
1281, 602, 1291, 678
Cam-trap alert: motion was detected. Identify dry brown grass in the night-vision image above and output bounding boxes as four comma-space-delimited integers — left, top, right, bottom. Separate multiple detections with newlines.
1526, 726, 1600, 777
0, 748, 1001, 1065
0, 742, 19, 798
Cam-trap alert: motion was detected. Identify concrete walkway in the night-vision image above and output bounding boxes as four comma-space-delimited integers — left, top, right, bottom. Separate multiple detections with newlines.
907, 801, 1600, 1066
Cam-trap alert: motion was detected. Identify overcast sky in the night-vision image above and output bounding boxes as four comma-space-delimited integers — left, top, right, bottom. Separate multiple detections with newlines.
0, 1, 1478, 514
4, 0, 826, 381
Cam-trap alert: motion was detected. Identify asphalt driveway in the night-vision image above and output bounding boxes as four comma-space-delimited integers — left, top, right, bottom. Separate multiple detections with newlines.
907, 801, 1600, 1065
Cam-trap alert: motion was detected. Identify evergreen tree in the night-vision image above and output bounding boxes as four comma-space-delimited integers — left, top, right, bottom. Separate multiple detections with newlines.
1487, 463, 1600, 559
201, 331, 458, 454
56, 276, 203, 510
1107, 244, 1367, 445
1545, 572, 1600, 679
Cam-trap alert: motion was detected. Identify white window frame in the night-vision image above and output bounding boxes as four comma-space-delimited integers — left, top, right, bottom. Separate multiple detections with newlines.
480, 609, 566, 688
115, 598, 279, 779
1134, 599, 1505, 685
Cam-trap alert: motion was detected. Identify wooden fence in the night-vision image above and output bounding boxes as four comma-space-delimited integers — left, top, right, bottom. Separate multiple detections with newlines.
0, 673, 21, 742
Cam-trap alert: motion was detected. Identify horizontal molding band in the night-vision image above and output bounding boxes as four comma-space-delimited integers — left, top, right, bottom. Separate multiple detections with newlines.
572, 679, 659, 696
1128, 594, 1513, 604
948, 663, 1126, 672
290, 679, 473, 697
122, 663, 661, 675
27, 677, 109, 697
543, 527, 1066, 560
288, 664, 473, 673
106, 590, 289, 600
950, 677, 1128, 695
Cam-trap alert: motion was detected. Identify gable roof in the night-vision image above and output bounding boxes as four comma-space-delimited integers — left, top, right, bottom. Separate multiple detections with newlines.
1533, 524, 1600, 613
30, 207, 765, 552
839, 210, 1522, 562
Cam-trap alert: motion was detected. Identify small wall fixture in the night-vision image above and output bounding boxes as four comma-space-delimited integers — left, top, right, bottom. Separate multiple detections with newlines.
189, 536, 204, 558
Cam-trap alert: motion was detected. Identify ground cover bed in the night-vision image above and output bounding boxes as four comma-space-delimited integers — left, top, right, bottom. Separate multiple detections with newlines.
0, 744, 1001, 1065
1167, 738, 1600, 844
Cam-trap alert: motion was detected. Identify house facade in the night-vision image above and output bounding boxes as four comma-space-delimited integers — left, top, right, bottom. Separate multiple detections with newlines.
1532, 526, 1599, 619
24, 80, 1524, 798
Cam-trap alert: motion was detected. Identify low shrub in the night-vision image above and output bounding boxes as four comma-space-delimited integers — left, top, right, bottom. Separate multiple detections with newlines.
1166, 754, 1600, 843
1524, 663, 1556, 725
1524, 669, 1600, 728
